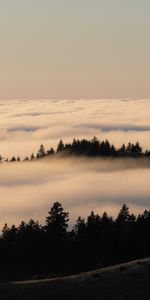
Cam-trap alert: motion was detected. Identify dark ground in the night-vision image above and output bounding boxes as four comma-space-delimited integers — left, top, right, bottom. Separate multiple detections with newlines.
1, 258, 150, 300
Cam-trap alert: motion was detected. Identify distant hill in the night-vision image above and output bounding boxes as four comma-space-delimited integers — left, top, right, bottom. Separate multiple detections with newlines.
1, 136, 150, 162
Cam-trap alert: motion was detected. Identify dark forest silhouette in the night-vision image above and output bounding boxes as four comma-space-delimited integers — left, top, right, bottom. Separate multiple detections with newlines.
1, 136, 150, 162
1, 202, 150, 282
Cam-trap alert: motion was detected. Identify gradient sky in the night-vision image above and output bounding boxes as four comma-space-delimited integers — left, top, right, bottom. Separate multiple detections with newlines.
0, 0, 150, 99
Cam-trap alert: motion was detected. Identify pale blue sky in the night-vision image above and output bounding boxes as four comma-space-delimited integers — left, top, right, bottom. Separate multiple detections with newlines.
0, 0, 150, 98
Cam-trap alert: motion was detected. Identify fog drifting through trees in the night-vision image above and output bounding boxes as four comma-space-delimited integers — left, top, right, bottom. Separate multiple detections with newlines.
0, 157, 150, 228
0, 99, 150, 227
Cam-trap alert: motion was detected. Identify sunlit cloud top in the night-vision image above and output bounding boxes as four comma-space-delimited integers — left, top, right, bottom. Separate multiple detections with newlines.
0, 99, 150, 158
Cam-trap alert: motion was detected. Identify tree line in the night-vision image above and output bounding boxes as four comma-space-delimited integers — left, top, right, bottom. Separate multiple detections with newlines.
1, 136, 150, 162
1, 202, 150, 282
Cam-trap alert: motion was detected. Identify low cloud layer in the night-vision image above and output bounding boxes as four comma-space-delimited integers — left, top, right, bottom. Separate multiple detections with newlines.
0, 99, 150, 227
0, 99, 150, 158
0, 157, 150, 228
75, 123, 150, 132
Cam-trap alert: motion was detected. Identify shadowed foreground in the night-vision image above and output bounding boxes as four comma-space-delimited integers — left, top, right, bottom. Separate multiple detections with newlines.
1, 258, 150, 300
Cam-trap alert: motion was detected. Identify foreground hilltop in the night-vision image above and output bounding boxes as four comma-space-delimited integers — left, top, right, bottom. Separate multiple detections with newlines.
1, 257, 150, 300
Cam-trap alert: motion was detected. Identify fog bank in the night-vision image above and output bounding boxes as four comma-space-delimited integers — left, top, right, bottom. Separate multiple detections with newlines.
0, 99, 150, 158
0, 157, 150, 228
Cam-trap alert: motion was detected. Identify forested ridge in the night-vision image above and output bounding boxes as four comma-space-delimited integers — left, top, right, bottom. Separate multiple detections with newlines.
1, 136, 150, 162
1, 202, 150, 282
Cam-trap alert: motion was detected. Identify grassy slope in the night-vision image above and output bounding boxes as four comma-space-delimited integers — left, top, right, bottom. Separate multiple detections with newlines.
1, 258, 150, 300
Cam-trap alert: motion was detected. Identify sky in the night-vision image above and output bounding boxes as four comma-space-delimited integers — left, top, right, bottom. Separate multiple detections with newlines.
0, 0, 150, 99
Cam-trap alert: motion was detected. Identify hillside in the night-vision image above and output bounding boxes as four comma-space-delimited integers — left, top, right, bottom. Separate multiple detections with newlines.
1, 258, 150, 300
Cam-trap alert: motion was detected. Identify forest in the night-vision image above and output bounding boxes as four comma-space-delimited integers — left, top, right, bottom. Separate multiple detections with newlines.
1, 136, 150, 162
1, 202, 150, 282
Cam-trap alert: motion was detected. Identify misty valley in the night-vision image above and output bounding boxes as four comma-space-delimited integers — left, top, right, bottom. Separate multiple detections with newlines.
0, 100, 150, 298
0, 142, 150, 281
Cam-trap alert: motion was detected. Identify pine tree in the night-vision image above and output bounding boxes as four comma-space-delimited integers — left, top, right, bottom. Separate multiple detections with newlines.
57, 140, 65, 152
30, 153, 35, 160
45, 202, 69, 238
10, 156, 16, 162
37, 144, 46, 158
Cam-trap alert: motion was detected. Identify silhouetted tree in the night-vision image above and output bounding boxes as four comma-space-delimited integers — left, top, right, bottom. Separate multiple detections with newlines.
57, 140, 65, 152
116, 204, 129, 224
37, 144, 46, 158
10, 156, 16, 162
47, 148, 55, 155
45, 202, 69, 238
24, 156, 29, 161
30, 153, 35, 160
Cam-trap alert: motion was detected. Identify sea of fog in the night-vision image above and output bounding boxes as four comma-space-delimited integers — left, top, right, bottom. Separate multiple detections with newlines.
0, 99, 150, 158
0, 99, 150, 227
